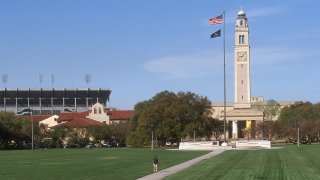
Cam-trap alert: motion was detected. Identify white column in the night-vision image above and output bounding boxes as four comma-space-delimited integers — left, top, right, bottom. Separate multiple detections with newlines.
232, 121, 238, 139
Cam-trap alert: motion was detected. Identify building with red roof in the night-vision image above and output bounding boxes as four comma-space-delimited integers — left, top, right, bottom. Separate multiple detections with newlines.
108, 110, 134, 123
23, 103, 134, 143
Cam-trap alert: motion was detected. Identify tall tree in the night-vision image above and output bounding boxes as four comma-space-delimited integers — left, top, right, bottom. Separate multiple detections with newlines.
127, 91, 213, 147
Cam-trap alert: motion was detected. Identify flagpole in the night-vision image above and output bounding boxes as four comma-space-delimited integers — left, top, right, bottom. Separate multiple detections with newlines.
223, 10, 227, 144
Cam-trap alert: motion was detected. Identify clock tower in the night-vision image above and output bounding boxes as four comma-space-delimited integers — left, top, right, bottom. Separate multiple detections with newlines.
234, 7, 251, 108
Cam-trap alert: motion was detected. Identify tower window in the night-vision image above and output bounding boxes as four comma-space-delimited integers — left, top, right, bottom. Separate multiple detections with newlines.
241, 80, 243, 84
240, 20, 243, 26
242, 95, 244, 100
239, 35, 245, 44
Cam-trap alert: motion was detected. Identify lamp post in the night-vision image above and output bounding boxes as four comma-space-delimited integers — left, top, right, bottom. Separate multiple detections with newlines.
193, 117, 197, 142
297, 120, 300, 147
193, 129, 196, 142
151, 123, 154, 150
30, 109, 34, 150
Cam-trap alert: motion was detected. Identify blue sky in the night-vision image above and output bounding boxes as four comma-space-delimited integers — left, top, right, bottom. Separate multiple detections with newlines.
0, 1, 319, 109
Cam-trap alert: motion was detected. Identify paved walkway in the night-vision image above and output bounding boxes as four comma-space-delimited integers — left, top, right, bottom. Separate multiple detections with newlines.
136, 149, 226, 180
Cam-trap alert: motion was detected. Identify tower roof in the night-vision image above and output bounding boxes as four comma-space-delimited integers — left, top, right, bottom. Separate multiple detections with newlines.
238, 6, 246, 16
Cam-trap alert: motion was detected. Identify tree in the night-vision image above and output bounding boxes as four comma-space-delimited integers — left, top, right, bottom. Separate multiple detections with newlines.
109, 122, 131, 144
253, 99, 280, 121
206, 118, 224, 141
0, 112, 32, 149
278, 102, 320, 142
253, 99, 280, 139
49, 126, 69, 147
127, 91, 213, 147
87, 125, 110, 142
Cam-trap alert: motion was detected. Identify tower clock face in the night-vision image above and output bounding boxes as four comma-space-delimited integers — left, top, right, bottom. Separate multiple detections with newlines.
237, 51, 247, 61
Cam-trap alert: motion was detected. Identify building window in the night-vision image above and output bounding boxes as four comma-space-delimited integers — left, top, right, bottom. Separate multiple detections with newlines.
241, 80, 243, 84
240, 20, 243, 26
242, 95, 244, 100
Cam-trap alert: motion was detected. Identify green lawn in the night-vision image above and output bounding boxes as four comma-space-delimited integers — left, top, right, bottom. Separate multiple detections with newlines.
166, 145, 320, 180
0, 148, 208, 180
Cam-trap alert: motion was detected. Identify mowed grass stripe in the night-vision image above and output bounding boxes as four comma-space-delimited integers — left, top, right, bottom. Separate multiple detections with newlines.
0, 148, 208, 180
166, 145, 320, 180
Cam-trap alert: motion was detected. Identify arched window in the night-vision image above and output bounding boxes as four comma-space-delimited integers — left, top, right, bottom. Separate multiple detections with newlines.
94, 108, 97, 114
239, 35, 245, 44
240, 20, 243, 26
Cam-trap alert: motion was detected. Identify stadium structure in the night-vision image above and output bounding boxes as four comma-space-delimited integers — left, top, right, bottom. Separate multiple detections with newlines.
0, 88, 111, 115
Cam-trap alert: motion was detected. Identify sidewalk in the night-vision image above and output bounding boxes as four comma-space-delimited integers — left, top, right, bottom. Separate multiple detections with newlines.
136, 149, 226, 180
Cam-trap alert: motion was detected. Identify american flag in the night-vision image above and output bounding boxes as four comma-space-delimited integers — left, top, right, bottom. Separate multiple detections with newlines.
208, 15, 223, 25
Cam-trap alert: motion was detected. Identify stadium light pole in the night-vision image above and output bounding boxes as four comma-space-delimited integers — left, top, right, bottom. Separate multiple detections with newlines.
85, 74, 91, 88
2, 74, 8, 88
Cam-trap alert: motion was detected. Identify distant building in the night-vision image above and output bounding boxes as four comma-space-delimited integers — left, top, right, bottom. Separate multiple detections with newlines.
0, 88, 111, 115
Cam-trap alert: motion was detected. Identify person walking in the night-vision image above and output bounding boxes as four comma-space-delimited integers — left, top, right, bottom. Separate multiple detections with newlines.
153, 155, 159, 173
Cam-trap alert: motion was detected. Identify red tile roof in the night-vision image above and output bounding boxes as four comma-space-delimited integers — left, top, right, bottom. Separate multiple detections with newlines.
25, 115, 53, 123
58, 111, 88, 121
56, 117, 103, 127
108, 110, 134, 120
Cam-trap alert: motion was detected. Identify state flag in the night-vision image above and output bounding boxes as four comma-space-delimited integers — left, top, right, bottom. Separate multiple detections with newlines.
208, 15, 223, 25
211, 29, 221, 38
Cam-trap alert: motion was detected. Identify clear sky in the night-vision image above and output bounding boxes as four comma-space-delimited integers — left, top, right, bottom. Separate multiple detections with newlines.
0, 1, 319, 109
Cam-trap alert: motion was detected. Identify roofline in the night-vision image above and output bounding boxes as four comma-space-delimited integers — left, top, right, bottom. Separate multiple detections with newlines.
0, 88, 112, 91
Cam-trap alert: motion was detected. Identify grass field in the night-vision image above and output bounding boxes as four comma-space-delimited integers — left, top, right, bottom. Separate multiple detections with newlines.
166, 145, 320, 180
0, 147, 208, 180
